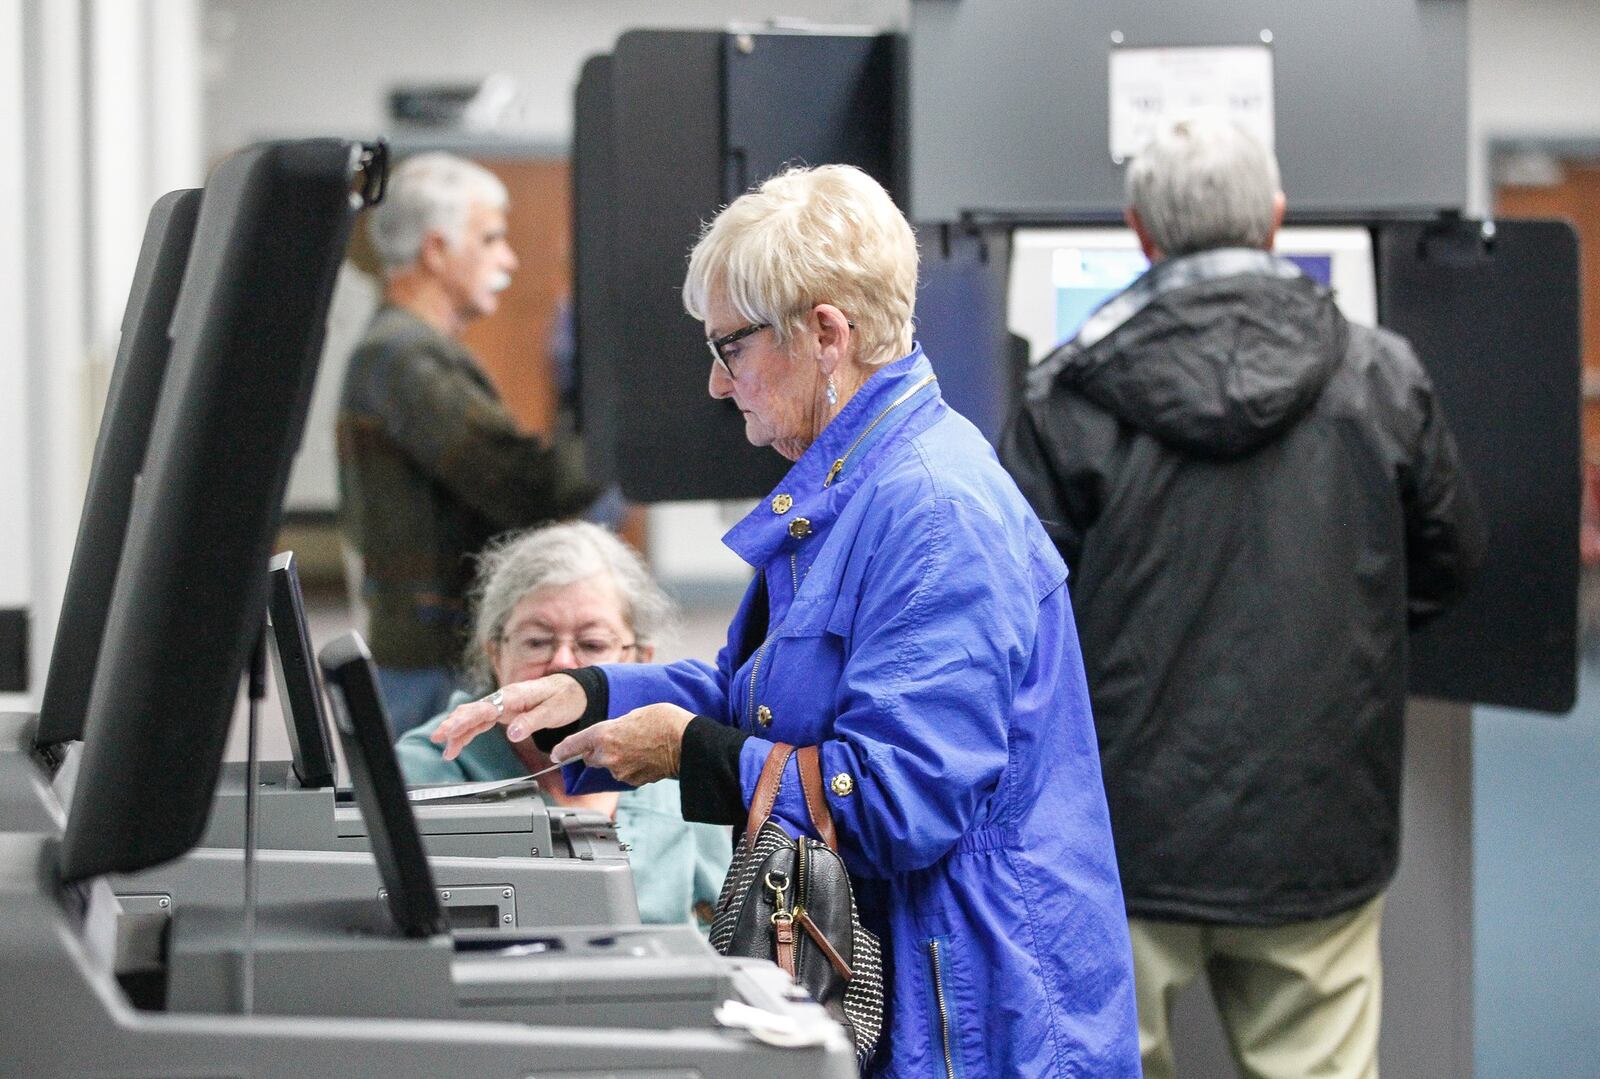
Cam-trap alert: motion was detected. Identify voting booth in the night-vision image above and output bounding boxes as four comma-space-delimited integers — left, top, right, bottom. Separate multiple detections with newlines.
912, 6, 1577, 1078
570, 7, 1580, 1077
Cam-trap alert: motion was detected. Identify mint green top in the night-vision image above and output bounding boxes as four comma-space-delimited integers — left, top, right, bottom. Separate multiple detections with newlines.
396, 692, 731, 927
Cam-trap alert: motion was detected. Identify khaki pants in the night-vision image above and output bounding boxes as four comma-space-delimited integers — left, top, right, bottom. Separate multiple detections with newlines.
1130, 894, 1384, 1079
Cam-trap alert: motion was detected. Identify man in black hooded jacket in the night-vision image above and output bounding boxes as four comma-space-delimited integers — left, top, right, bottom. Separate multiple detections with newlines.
1000, 116, 1486, 1079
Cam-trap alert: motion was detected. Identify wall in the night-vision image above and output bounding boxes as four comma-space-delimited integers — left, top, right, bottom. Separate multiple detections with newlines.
0, 0, 30, 709
0, 0, 203, 710
201, 0, 906, 154
1467, 0, 1600, 212
1467, 2, 1600, 1074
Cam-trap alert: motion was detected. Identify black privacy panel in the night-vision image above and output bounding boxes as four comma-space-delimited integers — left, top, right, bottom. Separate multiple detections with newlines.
573, 54, 620, 487
913, 224, 1019, 447
0, 609, 24, 693
35, 188, 202, 747
720, 32, 901, 207
1380, 219, 1582, 713
609, 30, 772, 502
908, 0, 1467, 220
580, 30, 900, 502
60, 141, 373, 884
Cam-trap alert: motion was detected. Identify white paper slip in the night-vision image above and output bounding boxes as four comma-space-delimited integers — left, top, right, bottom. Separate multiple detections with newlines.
713, 999, 832, 1049
405, 760, 565, 803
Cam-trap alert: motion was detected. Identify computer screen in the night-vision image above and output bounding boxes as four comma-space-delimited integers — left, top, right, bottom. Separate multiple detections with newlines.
319, 631, 447, 938
267, 550, 337, 789
59, 140, 373, 886
1008, 226, 1379, 363
34, 189, 201, 749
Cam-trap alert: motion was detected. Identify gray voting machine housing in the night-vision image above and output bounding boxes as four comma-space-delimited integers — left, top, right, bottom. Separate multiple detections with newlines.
114, 549, 639, 929
0, 185, 204, 835
0, 138, 854, 1076
0, 176, 637, 933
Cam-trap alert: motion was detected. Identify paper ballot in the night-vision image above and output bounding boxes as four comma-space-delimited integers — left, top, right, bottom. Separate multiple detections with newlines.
405, 759, 566, 803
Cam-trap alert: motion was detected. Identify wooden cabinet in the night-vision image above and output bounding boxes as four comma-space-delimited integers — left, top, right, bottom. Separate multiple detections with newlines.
461, 156, 571, 438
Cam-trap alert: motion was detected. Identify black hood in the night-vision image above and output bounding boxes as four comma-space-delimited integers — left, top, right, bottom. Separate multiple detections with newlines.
1045, 249, 1347, 459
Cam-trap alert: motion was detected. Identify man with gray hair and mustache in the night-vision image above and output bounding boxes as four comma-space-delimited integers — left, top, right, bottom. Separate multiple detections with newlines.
1002, 116, 1485, 1078
338, 152, 595, 736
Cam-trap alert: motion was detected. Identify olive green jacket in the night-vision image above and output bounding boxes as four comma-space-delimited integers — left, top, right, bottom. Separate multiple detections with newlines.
337, 305, 596, 669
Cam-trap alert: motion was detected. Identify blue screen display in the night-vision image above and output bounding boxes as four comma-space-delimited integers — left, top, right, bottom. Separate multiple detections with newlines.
1283, 253, 1332, 286
1053, 249, 1336, 341
1053, 247, 1148, 340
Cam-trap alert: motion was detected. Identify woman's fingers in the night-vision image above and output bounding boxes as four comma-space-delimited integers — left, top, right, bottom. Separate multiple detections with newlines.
549, 704, 695, 786
431, 698, 496, 742
504, 675, 588, 741
549, 725, 601, 769
429, 673, 588, 760
438, 716, 494, 761
431, 699, 499, 761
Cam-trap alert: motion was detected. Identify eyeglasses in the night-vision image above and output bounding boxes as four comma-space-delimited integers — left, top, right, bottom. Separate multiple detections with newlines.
706, 322, 770, 379
499, 631, 639, 666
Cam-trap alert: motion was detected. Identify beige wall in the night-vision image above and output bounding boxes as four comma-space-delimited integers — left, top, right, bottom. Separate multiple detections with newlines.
200, 0, 909, 154
1468, 0, 1600, 212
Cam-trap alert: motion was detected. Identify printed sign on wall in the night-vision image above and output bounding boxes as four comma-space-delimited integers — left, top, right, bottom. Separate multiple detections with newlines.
1109, 44, 1275, 163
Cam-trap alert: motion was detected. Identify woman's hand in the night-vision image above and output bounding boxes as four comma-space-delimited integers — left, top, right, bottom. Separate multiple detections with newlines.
549, 703, 696, 787
430, 673, 588, 761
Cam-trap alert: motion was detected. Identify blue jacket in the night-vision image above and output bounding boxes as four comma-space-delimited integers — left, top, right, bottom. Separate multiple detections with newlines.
396, 692, 731, 927
574, 349, 1139, 1076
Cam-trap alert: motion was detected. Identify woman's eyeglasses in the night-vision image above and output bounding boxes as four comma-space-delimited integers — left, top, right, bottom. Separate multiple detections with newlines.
500, 632, 638, 666
706, 322, 770, 379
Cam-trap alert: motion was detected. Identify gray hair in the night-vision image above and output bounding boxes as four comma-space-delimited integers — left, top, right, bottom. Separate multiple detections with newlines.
462, 521, 678, 692
682, 164, 918, 367
1125, 114, 1282, 258
368, 152, 509, 274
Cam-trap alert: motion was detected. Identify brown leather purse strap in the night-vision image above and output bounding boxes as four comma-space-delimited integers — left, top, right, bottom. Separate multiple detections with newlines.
743, 743, 795, 847
796, 745, 839, 852
795, 908, 853, 979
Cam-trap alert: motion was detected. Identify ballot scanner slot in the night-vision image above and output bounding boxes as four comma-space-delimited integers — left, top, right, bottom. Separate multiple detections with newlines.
155, 632, 757, 1030
252, 557, 568, 860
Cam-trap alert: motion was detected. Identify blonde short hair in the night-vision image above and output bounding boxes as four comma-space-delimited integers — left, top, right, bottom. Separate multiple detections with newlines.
682, 164, 918, 367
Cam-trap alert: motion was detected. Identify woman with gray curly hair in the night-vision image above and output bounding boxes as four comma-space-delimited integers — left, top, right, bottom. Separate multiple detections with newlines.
396, 521, 730, 927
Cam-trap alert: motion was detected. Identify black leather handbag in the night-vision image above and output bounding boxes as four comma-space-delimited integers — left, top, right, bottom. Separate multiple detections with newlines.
710, 743, 884, 1070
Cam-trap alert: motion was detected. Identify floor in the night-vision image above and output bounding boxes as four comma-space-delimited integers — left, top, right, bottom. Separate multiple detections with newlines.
1472, 626, 1600, 1076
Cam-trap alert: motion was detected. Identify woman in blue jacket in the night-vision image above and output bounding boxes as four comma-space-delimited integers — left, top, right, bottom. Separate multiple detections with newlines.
434, 164, 1139, 1076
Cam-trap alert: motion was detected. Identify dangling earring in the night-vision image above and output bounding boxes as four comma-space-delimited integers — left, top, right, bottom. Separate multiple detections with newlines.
825, 376, 839, 407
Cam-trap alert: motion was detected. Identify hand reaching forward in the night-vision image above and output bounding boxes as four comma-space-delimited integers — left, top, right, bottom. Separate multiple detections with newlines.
549, 703, 696, 787
430, 673, 588, 762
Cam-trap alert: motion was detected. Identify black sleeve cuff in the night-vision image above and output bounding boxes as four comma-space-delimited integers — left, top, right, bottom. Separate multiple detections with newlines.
678, 715, 750, 825
532, 667, 610, 752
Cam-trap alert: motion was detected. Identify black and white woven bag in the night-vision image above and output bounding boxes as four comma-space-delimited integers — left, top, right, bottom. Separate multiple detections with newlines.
710, 744, 884, 1070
